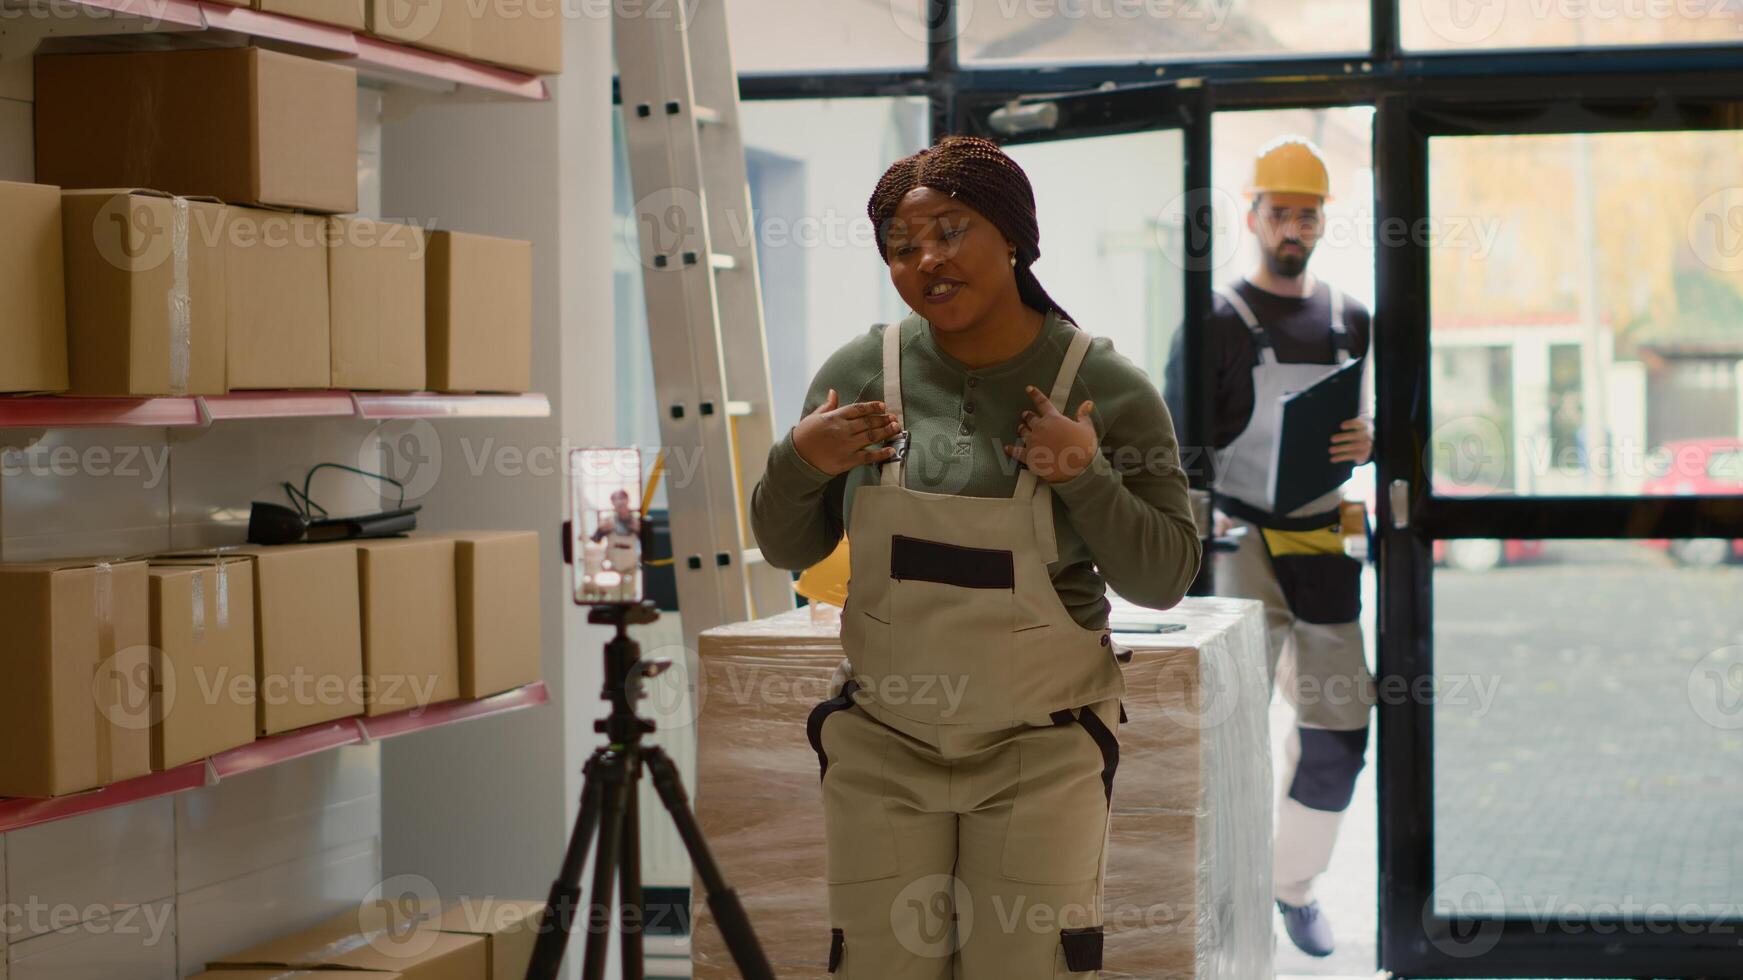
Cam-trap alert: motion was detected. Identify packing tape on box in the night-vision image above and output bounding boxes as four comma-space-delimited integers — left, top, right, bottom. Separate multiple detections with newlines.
93, 561, 117, 785
215, 560, 230, 628
167, 195, 192, 396
190, 571, 206, 643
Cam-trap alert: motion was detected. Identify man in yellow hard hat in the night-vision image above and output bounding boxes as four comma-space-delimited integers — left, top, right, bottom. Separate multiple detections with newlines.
1164, 135, 1377, 959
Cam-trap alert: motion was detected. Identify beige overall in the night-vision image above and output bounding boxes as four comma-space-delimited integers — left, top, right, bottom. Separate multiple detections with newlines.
807, 322, 1127, 979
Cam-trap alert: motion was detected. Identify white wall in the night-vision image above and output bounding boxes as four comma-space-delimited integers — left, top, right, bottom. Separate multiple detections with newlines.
374, 9, 618, 971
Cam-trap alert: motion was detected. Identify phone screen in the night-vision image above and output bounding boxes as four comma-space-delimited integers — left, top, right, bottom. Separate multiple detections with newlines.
569, 448, 646, 605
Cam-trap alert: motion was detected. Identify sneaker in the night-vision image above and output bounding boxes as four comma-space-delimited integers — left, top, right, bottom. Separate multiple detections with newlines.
1276, 898, 1335, 957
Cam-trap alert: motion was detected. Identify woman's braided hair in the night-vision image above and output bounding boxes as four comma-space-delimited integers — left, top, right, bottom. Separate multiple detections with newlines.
868, 135, 1075, 326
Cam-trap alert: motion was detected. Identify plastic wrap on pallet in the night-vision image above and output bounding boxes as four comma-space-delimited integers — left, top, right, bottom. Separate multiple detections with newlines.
693, 596, 1272, 979
1100, 594, 1274, 980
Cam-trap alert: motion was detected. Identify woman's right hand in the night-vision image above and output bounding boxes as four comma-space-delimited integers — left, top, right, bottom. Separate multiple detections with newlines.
792, 389, 903, 477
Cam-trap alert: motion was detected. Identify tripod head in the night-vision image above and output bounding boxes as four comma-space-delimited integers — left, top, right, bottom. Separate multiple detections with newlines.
586, 599, 661, 629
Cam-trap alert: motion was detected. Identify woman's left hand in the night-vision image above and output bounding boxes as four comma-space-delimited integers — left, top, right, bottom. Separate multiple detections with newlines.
1005, 385, 1098, 483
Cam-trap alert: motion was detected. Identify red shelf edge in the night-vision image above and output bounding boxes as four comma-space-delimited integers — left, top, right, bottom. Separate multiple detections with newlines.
0, 682, 549, 834
353, 34, 549, 100
0, 397, 205, 428
204, 391, 358, 421
354, 392, 552, 420
196, 1, 362, 56
0, 393, 551, 428
0, 767, 205, 835
363, 681, 552, 740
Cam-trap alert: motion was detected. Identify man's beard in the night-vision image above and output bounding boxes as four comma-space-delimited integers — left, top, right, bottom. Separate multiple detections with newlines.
1264, 242, 1311, 278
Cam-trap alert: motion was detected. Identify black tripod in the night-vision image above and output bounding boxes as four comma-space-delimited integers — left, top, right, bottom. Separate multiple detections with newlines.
525, 601, 776, 980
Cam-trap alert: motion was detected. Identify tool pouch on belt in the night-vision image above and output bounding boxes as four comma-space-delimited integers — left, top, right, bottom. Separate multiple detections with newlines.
1260, 525, 1361, 625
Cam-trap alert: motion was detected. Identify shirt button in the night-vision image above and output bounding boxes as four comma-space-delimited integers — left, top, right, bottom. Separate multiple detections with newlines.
967, 377, 979, 388
961, 423, 971, 434
964, 402, 976, 413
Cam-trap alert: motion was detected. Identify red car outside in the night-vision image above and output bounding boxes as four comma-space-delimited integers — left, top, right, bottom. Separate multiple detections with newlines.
1641, 438, 1743, 567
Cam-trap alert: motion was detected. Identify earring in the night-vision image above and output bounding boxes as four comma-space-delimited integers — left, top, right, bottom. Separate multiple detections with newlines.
1009, 254, 1017, 268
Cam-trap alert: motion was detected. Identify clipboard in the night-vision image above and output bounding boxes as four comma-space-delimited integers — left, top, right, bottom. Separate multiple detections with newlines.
1268, 359, 1365, 515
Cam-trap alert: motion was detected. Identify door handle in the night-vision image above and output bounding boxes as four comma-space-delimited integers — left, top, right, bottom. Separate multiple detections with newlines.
1389, 479, 1410, 530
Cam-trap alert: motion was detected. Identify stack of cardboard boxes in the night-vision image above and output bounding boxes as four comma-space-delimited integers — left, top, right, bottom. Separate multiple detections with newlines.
0, 532, 543, 800
192, 897, 547, 980
0, 44, 534, 399
206, 0, 564, 76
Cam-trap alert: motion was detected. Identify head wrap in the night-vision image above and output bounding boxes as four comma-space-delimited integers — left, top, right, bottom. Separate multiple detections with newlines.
868, 135, 1074, 325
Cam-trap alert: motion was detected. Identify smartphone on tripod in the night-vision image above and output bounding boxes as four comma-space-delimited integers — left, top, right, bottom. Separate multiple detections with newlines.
532, 449, 773, 980
569, 448, 646, 606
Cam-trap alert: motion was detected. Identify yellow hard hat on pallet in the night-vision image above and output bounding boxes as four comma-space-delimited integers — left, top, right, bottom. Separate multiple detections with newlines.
1247, 136, 1331, 200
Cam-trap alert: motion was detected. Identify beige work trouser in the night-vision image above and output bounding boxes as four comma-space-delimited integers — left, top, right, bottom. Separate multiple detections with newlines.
1215, 517, 1375, 907
809, 691, 1121, 979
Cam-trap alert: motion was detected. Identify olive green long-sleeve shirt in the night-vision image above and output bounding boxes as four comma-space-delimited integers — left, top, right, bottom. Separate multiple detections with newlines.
749, 309, 1202, 630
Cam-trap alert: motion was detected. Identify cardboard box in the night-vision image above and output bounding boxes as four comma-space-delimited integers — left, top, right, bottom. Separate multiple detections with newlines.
427, 231, 532, 393
472, 0, 564, 75
35, 48, 358, 214
431, 899, 545, 980
213, 912, 485, 980
191, 962, 400, 969
191, 972, 400, 980
0, 181, 69, 393
330, 217, 427, 391
61, 190, 228, 396
259, 0, 369, 30
232, 543, 365, 735
357, 538, 459, 716
148, 558, 257, 770
206, 0, 368, 30
450, 532, 541, 698
369, 0, 472, 58
0, 560, 151, 798
228, 208, 332, 390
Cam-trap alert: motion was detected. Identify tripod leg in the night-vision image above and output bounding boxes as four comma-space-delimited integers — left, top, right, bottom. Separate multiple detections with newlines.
582, 749, 632, 980
526, 753, 608, 980
643, 746, 776, 980
618, 766, 645, 980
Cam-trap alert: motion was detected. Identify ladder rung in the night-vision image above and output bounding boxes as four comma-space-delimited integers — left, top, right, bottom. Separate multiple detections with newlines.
726, 401, 754, 417
708, 252, 738, 271
740, 548, 766, 565
693, 104, 723, 125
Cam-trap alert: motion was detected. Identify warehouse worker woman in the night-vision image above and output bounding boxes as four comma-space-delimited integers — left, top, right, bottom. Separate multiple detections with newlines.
751, 136, 1201, 979
1164, 136, 1378, 958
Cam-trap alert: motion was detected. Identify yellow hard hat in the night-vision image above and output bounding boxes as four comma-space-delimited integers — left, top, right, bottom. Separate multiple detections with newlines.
1247, 137, 1331, 200
796, 537, 851, 608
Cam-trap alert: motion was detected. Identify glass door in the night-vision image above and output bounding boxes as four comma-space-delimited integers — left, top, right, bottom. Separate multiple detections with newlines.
956, 84, 1216, 583
1374, 86, 1743, 977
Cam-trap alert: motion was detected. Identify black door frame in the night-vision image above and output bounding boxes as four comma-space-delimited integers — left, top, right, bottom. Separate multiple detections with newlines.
1373, 81, 1743, 978
953, 82, 1221, 591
